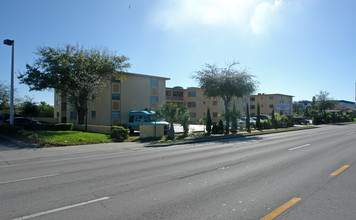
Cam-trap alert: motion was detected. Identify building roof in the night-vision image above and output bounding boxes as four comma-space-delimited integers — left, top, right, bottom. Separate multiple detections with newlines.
122, 72, 170, 80
337, 100, 355, 104
251, 93, 294, 97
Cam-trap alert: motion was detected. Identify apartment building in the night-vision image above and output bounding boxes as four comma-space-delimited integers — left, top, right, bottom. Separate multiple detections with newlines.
54, 72, 169, 126
166, 87, 248, 123
249, 93, 293, 116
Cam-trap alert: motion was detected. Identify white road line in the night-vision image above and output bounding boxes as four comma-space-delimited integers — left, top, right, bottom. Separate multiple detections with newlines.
0, 173, 59, 185
11, 197, 110, 220
288, 144, 311, 151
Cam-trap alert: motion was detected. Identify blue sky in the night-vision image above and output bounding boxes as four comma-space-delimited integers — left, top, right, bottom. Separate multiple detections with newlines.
1, 0, 355, 105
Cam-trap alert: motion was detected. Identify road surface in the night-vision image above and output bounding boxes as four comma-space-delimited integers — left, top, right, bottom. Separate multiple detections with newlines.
0, 124, 355, 219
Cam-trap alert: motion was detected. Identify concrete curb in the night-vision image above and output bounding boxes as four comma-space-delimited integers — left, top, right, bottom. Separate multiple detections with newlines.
146, 126, 318, 148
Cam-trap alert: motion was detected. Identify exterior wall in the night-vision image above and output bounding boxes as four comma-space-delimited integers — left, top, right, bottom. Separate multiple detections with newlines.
249, 94, 293, 116
166, 87, 248, 123
54, 72, 169, 126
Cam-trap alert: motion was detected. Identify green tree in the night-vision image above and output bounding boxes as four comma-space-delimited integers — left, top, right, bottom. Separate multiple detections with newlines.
315, 91, 335, 115
230, 104, 241, 133
159, 103, 178, 138
206, 108, 212, 135
178, 105, 190, 136
256, 102, 261, 130
18, 44, 130, 124
0, 82, 10, 112
272, 108, 277, 129
246, 103, 251, 132
193, 61, 257, 134
292, 101, 304, 116
20, 101, 39, 117
38, 101, 54, 117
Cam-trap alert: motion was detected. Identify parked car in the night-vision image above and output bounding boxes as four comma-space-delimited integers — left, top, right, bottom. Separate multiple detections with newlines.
241, 117, 256, 127
260, 114, 270, 120
5, 117, 41, 125
126, 111, 169, 134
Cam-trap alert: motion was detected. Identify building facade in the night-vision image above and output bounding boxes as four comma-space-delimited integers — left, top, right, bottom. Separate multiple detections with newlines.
249, 93, 293, 116
166, 87, 248, 123
54, 72, 169, 126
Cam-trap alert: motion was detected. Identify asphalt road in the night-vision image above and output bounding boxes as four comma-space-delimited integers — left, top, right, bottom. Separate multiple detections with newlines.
0, 124, 355, 220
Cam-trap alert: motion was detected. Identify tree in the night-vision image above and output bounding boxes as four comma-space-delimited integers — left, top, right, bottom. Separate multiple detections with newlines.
256, 102, 261, 130
159, 103, 178, 138
206, 108, 212, 135
38, 101, 54, 117
193, 61, 257, 134
272, 108, 277, 129
315, 91, 335, 115
230, 104, 241, 133
18, 44, 130, 124
246, 103, 251, 132
0, 82, 10, 112
292, 101, 304, 116
178, 105, 190, 136
20, 101, 39, 117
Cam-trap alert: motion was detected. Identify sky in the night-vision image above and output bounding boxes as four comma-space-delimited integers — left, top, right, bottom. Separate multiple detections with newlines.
1, 0, 356, 106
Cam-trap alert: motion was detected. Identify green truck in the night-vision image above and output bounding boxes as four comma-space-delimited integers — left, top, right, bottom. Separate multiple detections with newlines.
126, 111, 169, 134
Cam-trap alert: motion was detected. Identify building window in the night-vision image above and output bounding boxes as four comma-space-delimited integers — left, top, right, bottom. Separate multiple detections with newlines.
91, 111, 96, 119
188, 102, 196, 107
57, 100, 60, 105
250, 105, 255, 109
151, 96, 158, 102
188, 91, 196, 97
250, 97, 255, 101
269, 96, 274, 100
112, 111, 120, 118
70, 111, 77, 120
213, 112, 218, 117
270, 104, 274, 108
189, 112, 196, 118
112, 93, 120, 100
56, 112, 59, 118
92, 93, 96, 100
151, 80, 158, 87
166, 90, 171, 96
213, 101, 218, 106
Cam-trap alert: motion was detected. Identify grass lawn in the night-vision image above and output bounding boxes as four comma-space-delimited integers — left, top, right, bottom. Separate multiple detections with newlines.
31, 130, 112, 146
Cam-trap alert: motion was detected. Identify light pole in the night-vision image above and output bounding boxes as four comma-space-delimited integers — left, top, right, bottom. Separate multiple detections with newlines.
3, 39, 14, 125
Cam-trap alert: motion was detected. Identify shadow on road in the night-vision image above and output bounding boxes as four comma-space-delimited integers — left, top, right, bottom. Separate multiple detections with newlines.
0, 137, 41, 151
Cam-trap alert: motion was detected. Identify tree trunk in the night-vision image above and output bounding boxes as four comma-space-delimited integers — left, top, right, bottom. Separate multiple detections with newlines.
223, 98, 231, 134
78, 109, 86, 124
168, 122, 175, 139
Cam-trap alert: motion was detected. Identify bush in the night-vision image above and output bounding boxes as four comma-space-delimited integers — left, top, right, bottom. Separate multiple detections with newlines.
23, 123, 73, 131
53, 123, 73, 131
212, 123, 219, 134
111, 126, 129, 140
217, 120, 224, 134
261, 119, 272, 129
0, 124, 20, 136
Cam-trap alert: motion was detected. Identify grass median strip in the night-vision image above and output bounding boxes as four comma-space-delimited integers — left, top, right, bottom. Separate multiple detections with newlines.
260, 197, 302, 220
330, 165, 350, 176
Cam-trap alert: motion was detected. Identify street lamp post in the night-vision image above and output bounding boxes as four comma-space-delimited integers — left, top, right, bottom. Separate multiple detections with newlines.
3, 39, 15, 125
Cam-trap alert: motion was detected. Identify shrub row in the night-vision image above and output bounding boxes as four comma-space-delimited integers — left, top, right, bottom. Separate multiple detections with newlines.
110, 126, 129, 141
22, 123, 73, 131
313, 112, 355, 125
0, 124, 21, 136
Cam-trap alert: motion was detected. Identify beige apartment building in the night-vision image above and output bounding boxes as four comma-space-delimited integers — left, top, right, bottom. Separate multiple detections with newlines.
249, 93, 293, 116
166, 87, 248, 123
54, 72, 169, 126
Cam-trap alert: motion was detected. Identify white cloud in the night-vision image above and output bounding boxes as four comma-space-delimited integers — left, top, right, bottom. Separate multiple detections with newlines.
250, 0, 283, 34
151, 0, 285, 34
